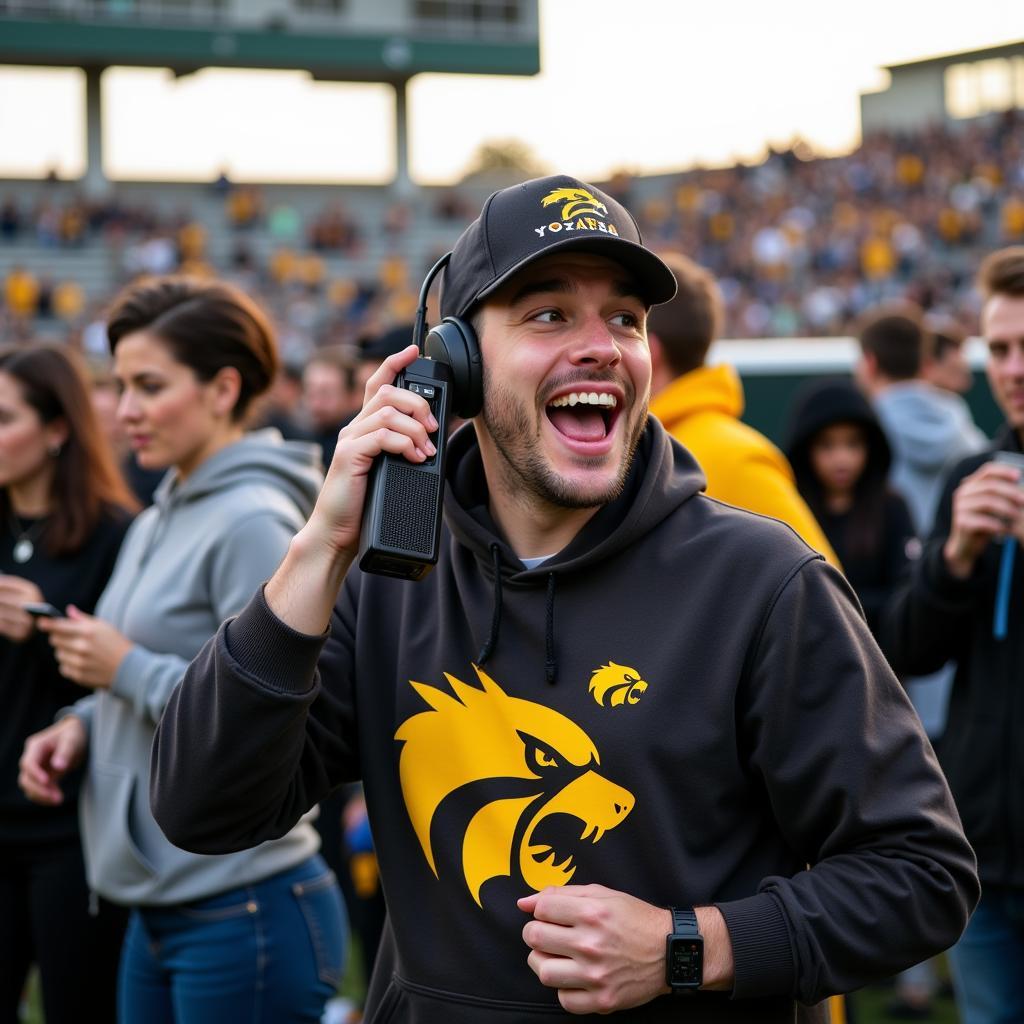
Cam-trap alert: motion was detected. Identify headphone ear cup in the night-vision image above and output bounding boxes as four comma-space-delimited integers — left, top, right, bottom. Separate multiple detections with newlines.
423, 317, 483, 419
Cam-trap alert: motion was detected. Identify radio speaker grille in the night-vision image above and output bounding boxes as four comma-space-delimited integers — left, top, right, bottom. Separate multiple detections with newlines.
379, 463, 440, 556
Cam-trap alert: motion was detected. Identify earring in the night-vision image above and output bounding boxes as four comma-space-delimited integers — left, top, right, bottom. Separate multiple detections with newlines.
48, 443, 62, 458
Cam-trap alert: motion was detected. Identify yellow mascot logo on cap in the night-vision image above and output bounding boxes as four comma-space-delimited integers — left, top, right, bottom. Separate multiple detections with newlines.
541, 187, 609, 222
396, 665, 634, 907
534, 187, 619, 239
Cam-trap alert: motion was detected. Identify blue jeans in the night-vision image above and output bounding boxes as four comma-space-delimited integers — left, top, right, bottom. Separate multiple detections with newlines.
118, 856, 346, 1024
948, 885, 1024, 1024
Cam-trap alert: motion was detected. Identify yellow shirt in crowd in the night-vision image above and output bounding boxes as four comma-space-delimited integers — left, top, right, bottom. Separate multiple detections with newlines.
650, 363, 841, 569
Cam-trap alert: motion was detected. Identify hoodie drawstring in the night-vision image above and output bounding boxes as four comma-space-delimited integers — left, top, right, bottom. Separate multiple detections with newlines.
475, 546, 558, 686
544, 572, 558, 685
477, 543, 504, 666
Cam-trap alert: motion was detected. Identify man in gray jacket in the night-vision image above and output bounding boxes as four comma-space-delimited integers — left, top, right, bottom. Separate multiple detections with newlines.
857, 304, 986, 538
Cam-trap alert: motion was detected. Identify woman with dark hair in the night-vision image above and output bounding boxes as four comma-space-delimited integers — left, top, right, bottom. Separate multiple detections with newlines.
785, 378, 916, 637
0, 344, 137, 1024
19, 277, 344, 1024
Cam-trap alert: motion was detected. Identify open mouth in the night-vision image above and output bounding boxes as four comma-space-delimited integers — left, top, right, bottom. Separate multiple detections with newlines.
545, 390, 620, 444
526, 812, 602, 879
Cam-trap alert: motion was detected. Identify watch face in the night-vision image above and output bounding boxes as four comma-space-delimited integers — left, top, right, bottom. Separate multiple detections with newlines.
669, 938, 704, 986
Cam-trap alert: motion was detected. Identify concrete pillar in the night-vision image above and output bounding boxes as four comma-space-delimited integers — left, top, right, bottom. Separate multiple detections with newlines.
392, 77, 413, 198
82, 64, 108, 196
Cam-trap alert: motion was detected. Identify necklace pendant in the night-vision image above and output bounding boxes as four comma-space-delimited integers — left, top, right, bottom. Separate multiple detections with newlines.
12, 538, 33, 563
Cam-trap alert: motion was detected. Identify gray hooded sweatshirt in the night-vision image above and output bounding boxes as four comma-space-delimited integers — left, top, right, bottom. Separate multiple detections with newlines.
74, 430, 324, 906
873, 381, 987, 537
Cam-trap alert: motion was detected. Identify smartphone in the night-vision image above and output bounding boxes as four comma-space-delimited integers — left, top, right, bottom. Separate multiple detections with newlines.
22, 601, 65, 619
994, 450, 1024, 482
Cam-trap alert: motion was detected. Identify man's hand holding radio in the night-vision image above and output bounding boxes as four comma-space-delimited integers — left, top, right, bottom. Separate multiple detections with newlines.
266, 344, 437, 634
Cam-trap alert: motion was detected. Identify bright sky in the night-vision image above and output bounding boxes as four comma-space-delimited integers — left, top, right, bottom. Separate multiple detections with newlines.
0, 0, 1022, 185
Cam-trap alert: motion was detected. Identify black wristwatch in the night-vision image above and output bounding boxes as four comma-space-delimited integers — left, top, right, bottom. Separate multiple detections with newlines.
666, 907, 704, 992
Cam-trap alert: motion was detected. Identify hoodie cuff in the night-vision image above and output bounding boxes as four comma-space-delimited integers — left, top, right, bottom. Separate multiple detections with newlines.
222, 585, 330, 696
110, 644, 149, 704
716, 891, 795, 999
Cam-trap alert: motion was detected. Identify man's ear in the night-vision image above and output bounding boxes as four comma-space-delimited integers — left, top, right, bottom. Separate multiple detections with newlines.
648, 330, 670, 394
855, 350, 877, 392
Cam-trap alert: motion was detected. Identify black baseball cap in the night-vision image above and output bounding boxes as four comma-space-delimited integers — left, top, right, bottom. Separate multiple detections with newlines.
439, 175, 677, 319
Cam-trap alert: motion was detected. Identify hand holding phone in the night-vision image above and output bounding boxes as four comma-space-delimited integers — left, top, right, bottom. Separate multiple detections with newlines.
0, 576, 46, 642
22, 601, 66, 619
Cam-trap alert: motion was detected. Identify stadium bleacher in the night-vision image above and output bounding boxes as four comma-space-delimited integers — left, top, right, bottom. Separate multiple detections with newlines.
2, 107, 1024, 352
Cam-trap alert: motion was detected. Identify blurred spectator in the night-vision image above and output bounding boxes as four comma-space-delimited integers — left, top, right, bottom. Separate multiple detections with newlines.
225, 185, 264, 230
924, 317, 975, 395
4, 267, 39, 321
308, 202, 360, 254
0, 198, 21, 241
176, 219, 207, 265
211, 168, 232, 196
87, 359, 164, 507
19, 275, 343, 1024
52, 280, 86, 325
302, 344, 360, 467
383, 201, 410, 238
882, 246, 1024, 1024
857, 303, 986, 536
433, 190, 473, 221
268, 203, 302, 244
858, 305, 987, 1019
647, 252, 840, 566
785, 378, 914, 636
251, 358, 313, 443
123, 233, 178, 278
0, 344, 137, 1024
34, 276, 53, 320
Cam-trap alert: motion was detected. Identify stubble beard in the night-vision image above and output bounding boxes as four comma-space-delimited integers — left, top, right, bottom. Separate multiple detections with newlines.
480, 368, 648, 511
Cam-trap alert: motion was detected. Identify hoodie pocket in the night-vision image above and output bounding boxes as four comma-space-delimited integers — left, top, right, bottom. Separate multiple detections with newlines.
83, 763, 158, 888
366, 974, 565, 1022
365, 979, 403, 1024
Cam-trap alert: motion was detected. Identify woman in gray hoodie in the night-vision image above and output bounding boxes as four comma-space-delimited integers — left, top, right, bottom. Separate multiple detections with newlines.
19, 277, 344, 1024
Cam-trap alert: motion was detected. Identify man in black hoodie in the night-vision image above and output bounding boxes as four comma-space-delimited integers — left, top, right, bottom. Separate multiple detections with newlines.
882, 247, 1024, 1024
148, 176, 977, 1023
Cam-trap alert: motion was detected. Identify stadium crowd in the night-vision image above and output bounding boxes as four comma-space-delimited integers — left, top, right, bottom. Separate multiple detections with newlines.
3, 108, 1024, 356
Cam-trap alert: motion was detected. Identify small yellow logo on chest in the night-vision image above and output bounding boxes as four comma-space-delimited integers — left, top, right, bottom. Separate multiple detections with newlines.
588, 662, 647, 707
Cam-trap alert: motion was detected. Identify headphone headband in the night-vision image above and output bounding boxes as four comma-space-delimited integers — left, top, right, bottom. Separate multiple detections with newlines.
415, 252, 453, 355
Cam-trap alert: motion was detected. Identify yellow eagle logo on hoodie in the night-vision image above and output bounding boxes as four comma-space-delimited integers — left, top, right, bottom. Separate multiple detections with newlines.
395, 665, 634, 906
589, 662, 648, 707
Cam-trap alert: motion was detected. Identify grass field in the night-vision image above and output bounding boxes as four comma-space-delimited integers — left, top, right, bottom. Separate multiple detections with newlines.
846, 981, 960, 1023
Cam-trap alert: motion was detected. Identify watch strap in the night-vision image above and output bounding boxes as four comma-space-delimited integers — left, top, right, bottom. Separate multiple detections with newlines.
671, 907, 699, 936
667, 906, 704, 992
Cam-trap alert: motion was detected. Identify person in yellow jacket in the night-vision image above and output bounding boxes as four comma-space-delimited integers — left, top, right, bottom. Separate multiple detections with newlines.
648, 252, 841, 568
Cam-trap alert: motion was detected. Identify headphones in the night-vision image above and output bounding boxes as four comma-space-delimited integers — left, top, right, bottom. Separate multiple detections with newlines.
414, 252, 483, 419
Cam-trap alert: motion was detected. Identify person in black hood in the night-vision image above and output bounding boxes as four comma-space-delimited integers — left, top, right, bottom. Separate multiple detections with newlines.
785, 378, 915, 637
150, 175, 977, 1023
